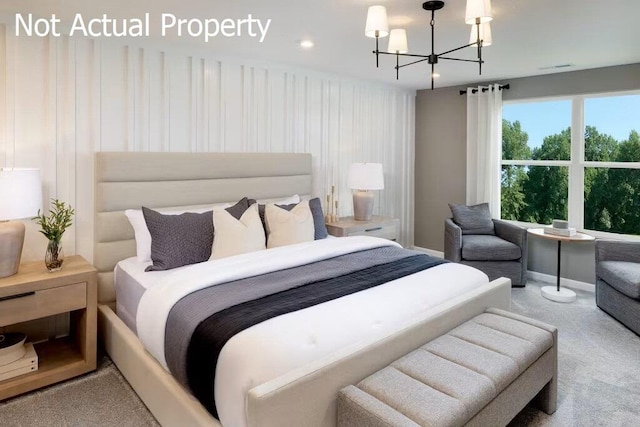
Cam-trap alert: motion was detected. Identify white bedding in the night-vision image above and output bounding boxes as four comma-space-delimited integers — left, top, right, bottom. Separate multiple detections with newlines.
114, 257, 174, 333
116, 256, 155, 290
134, 236, 489, 427
114, 236, 340, 331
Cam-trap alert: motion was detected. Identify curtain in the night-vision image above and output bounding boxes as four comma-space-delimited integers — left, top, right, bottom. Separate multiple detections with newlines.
466, 83, 502, 218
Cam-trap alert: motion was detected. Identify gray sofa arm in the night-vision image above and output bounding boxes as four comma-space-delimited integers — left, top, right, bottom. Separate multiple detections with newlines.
444, 218, 462, 262
493, 219, 527, 250
595, 239, 640, 264
493, 220, 528, 284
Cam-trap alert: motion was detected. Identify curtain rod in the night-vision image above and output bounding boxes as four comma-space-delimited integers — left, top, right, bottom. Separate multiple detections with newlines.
459, 84, 510, 95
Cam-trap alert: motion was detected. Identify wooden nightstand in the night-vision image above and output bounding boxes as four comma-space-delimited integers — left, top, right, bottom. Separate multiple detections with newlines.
0, 255, 97, 400
326, 216, 400, 241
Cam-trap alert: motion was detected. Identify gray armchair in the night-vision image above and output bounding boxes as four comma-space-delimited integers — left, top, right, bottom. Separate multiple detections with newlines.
445, 219, 528, 287
595, 240, 640, 335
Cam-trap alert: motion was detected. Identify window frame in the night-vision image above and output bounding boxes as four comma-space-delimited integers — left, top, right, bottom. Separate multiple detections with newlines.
501, 90, 640, 238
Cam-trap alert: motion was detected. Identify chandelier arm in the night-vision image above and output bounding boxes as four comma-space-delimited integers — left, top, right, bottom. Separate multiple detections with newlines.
377, 45, 481, 61
396, 57, 431, 69
439, 56, 483, 63
377, 51, 431, 59
437, 41, 480, 57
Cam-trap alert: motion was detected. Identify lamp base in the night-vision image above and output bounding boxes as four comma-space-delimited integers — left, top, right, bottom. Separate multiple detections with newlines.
353, 191, 375, 221
0, 221, 25, 278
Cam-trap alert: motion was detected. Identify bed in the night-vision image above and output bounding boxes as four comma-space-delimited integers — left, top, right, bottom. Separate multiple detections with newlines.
94, 152, 512, 427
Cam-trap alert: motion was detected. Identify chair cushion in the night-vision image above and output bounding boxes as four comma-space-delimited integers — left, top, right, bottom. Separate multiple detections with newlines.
449, 203, 495, 235
598, 261, 640, 300
462, 235, 521, 261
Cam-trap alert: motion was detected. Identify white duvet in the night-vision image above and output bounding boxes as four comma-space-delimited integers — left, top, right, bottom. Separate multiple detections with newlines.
136, 236, 489, 427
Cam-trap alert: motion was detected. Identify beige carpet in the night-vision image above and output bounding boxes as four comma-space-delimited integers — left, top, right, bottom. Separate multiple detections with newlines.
0, 357, 159, 427
1, 281, 639, 426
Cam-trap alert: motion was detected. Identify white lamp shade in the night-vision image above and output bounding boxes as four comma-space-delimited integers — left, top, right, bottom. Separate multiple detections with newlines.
470, 22, 492, 46
0, 168, 42, 220
348, 163, 384, 190
465, 0, 493, 24
365, 5, 389, 38
387, 29, 408, 53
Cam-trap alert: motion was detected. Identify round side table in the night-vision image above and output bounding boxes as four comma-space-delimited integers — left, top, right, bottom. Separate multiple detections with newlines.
527, 228, 595, 303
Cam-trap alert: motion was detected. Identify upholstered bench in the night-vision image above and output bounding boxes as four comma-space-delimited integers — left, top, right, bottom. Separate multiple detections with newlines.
337, 308, 557, 427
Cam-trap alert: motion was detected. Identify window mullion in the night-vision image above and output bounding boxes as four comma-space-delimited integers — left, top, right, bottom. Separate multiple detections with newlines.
583, 161, 640, 169
568, 97, 584, 229
501, 160, 571, 167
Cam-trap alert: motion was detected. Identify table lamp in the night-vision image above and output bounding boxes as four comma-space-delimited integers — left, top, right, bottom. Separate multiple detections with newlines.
0, 168, 42, 278
348, 163, 384, 221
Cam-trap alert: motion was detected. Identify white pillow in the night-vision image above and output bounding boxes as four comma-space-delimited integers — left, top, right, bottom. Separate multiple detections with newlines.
210, 203, 266, 260
265, 200, 315, 249
125, 205, 222, 263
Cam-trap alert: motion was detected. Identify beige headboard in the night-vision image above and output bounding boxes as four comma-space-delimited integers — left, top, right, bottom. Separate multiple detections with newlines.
94, 152, 312, 304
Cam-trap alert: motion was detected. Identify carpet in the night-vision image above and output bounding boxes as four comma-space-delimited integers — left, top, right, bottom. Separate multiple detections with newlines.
509, 282, 640, 426
0, 281, 639, 426
0, 357, 159, 427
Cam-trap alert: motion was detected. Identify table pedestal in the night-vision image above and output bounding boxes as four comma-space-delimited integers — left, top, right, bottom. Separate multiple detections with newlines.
541, 240, 577, 303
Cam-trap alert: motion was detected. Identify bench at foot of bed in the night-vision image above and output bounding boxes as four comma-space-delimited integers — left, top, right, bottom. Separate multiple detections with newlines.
338, 308, 557, 427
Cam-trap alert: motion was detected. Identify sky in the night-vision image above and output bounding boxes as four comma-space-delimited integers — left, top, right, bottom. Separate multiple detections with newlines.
503, 94, 640, 149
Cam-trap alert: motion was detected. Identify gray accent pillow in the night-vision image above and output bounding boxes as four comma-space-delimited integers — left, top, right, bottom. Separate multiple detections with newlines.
142, 207, 214, 271
252, 197, 328, 240
226, 197, 252, 220
309, 198, 329, 240
449, 203, 495, 235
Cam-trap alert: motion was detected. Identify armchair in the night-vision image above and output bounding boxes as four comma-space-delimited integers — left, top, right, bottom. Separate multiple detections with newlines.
595, 240, 640, 335
445, 218, 528, 287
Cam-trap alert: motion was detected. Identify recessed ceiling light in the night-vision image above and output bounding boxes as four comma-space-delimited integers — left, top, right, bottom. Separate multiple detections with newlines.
432, 72, 441, 78
299, 40, 314, 49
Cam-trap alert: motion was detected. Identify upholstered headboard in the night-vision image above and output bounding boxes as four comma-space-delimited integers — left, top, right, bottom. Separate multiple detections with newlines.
94, 152, 312, 305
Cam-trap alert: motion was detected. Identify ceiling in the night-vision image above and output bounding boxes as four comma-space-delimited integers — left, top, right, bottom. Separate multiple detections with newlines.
1, 0, 639, 90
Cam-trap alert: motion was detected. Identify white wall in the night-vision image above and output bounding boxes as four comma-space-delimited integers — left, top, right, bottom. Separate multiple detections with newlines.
0, 26, 416, 263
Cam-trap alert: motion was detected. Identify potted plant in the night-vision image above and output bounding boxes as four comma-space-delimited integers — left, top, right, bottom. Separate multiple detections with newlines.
33, 199, 75, 272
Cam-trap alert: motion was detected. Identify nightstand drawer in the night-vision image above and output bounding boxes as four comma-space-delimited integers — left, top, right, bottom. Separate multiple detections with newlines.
0, 282, 87, 327
347, 225, 397, 240
326, 216, 399, 241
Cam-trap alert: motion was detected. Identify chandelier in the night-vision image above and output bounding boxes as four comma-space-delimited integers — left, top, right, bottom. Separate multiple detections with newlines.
365, 0, 493, 89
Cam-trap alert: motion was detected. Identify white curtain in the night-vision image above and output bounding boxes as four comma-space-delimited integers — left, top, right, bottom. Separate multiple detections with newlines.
466, 84, 503, 218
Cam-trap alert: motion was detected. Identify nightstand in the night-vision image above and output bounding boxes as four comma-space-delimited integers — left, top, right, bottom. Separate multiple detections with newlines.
326, 216, 399, 241
0, 255, 97, 400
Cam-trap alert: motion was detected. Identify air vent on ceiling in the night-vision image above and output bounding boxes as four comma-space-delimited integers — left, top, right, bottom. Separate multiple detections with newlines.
538, 64, 574, 70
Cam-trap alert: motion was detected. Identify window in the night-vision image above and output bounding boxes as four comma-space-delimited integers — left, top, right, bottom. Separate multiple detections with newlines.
501, 100, 571, 224
501, 93, 640, 236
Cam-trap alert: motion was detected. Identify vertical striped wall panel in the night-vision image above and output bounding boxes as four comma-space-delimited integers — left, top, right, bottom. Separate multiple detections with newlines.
0, 28, 415, 262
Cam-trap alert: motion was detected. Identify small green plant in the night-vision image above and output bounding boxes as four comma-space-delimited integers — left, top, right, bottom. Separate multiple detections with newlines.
33, 199, 75, 243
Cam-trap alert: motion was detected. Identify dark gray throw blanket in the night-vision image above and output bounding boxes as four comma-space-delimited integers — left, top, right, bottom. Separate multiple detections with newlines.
165, 246, 416, 385
163, 246, 446, 418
